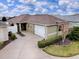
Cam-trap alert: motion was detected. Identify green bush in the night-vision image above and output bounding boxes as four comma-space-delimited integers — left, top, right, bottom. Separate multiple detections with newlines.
38, 36, 62, 48
67, 27, 79, 41
11, 34, 17, 40
8, 31, 17, 40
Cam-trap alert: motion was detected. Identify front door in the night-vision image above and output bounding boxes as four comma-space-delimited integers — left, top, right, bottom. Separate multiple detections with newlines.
21, 23, 27, 31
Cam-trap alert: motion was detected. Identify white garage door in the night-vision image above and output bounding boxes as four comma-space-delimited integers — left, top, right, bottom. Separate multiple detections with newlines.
34, 25, 45, 38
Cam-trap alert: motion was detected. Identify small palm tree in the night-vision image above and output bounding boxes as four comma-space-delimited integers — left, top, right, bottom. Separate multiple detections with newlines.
56, 22, 69, 44
57, 22, 69, 43
62, 23, 69, 43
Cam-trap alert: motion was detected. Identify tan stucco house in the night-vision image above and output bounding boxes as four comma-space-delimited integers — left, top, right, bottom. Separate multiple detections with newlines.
8, 14, 68, 39
0, 21, 8, 41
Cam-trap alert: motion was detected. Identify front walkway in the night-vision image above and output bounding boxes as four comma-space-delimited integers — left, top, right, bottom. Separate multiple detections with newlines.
0, 32, 79, 59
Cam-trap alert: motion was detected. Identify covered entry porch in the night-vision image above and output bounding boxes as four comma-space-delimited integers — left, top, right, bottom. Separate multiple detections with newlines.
17, 23, 26, 33
16, 23, 34, 33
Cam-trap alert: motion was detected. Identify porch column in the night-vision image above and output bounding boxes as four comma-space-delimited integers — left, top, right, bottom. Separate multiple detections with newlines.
45, 26, 48, 40
19, 23, 21, 32
17, 23, 21, 33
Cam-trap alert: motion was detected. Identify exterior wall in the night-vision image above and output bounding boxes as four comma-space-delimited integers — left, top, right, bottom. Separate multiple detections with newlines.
47, 26, 57, 36
0, 27, 8, 41
47, 25, 62, 38
8, 24, 17, 33
26, 23, 34, 33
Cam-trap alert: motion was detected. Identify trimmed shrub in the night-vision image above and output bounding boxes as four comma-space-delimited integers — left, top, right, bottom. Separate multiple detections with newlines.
11, 34, 17, 40
67, 27, 79, 41
38, 36, 62, 48
8, 31, 17, 40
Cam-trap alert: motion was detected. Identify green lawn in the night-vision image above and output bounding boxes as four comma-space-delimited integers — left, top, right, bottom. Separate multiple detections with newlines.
43, 41, 79, 57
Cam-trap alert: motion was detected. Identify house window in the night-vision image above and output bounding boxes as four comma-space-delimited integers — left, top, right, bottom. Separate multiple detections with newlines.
10, 23, 14, 26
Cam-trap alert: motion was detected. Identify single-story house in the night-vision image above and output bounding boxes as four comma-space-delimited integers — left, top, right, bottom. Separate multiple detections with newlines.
55, 14, 79, 28
8, 14, 68, 39
0, 21, 8, 41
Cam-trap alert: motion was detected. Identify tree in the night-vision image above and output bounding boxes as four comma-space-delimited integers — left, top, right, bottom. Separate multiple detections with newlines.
61, 23, 69, 43
57, 22, 69, 43
2, 17, 7, 22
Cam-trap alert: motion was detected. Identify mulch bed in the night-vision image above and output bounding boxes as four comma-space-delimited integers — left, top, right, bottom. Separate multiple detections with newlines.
0, 40, 13, 50
55, 39, 72, 45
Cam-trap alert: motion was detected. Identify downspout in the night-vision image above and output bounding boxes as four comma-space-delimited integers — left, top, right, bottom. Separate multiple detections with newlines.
56, 22, 59, 37
45, 25, 48, 40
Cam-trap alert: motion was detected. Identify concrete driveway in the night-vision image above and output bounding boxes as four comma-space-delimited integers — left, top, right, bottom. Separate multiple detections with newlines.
0, 32, 79, 59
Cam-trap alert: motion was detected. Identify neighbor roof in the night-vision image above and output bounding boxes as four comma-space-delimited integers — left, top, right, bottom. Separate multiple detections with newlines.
55, 14, 79, 22
8, 14, 68, 26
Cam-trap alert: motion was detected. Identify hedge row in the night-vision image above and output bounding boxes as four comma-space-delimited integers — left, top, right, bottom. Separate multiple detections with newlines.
38, 36, 62, 48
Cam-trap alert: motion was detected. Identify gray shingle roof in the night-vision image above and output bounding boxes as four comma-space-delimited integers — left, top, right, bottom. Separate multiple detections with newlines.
8, 14, 67, 26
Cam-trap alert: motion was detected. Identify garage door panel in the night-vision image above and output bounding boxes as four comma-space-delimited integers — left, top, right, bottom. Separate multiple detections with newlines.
35, 25, 45, 38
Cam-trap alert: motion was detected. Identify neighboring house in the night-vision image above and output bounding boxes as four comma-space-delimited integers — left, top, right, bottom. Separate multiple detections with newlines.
0, 16, 15, 42
55, 14, 79, 28
0, 21, 8, 41
8, 14, 68, 39
0, 17, 17, 33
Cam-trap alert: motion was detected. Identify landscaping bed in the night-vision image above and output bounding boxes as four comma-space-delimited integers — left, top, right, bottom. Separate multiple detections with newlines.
0, 32, 17, 50
55, 39, 71, 45
0, 40, 13, 50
